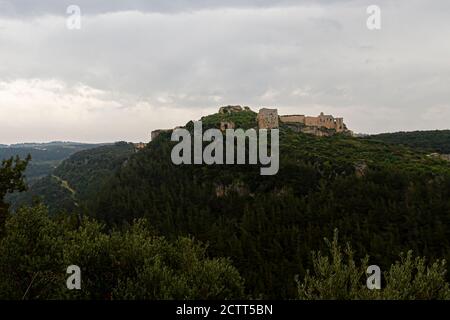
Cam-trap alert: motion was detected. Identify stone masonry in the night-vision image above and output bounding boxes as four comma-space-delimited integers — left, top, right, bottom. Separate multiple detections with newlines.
257, 108, 279, 129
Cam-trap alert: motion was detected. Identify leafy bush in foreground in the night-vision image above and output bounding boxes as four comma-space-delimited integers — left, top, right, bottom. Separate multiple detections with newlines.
0, 205, 245, 300
298, 230, 450, 300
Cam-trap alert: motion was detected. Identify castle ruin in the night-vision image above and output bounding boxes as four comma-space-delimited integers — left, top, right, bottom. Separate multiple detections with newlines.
279, 112, 346, 133
220, 121, 235, 131
257, 108, 350, 136
151, 106, 350, 141
219, 105, 251, 114
257, 108, 279, 129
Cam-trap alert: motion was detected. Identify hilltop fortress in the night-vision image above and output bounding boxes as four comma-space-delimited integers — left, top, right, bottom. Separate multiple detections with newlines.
224, 106, 351, 137
152, 105, 351, 140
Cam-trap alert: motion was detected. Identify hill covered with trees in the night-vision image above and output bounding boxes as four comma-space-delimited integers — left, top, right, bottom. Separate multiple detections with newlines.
1, 149, 450, 300
0, 142, 106, 184
7, 142, 136, 214
2, 110, 450, 299
366, 130, 450, 154
83, 111, 450, 299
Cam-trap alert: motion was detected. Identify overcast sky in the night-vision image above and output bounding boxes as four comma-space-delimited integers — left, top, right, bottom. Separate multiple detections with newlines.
0, 0, 449, 143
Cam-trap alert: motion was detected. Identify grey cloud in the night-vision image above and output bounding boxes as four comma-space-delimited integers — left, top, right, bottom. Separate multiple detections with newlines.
0, 0, 449, 143
0, 0, 353, 17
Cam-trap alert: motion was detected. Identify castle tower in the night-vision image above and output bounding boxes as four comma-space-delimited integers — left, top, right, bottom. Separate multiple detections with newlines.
335, 118, 344, 132
257, 108, 279, 129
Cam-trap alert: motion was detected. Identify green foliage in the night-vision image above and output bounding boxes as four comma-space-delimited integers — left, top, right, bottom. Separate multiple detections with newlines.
381, 251, 450, 299
297, 230, 368, 300
112, 236, 244, 300
199, 110, 258, 130
5, 118, 450, 300
53, 142, 135, 200
0, 142, 104, 184
0, 155, 30, 231
0, 156, 30, 198
0, 205, 65, 299
366, 130, 450, 154
297, 230, 450, 300
88, 125, 450, 298
8, 142, 135, 214
0, 205, 244, 300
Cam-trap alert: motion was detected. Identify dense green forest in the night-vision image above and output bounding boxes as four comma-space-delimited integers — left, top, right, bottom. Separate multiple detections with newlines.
1, 153, 450, 299
86, 112, 450, 299
0, 205, 245, 299
2, 111, 450, 300
367, 130, 450, 154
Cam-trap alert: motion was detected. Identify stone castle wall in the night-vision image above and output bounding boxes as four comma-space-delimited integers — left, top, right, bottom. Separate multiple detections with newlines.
257, 108, 279, 129
281, 112, 346, 133
279, 115, 305, 123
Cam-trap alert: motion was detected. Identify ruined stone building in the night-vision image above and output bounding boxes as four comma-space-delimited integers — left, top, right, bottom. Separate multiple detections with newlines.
279, 112, 346, 132
257, 108, 350, 136
220, 121, 235, 131
216, 106, 349, 136
150, 106, 350, 141
133, 142, 147, 151
257, 108, 279, 129
219, 105, 251, 114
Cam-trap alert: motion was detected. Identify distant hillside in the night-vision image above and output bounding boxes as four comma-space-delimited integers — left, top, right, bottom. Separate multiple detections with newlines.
365, 130, 450, 154
7, 142, 136, 214
0, 142, 107, 184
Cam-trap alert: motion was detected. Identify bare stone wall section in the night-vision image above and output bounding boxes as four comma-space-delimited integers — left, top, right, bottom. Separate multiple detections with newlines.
280, 112, 347, 133
257, 108, 279, 129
